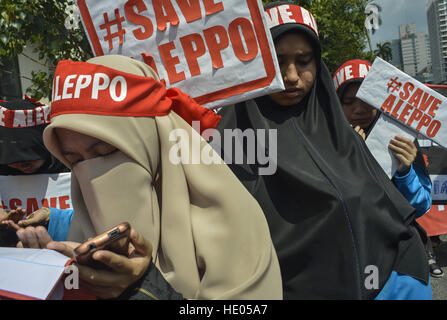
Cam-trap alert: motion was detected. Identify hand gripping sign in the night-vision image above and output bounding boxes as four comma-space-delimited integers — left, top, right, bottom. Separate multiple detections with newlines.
76, 0, 284, 108
357, 58, 447, 148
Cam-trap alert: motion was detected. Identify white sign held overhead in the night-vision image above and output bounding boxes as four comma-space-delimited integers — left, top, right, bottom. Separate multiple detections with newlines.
76, 0, 284, 108
357, 57, 447, 148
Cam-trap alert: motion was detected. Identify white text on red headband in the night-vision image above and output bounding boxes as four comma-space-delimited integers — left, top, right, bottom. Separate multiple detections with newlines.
0, 105, 50, 128
52, 73, 128, 102
381, 82, 442, 138
264, 4, 318, 36
333, 63, 371, 91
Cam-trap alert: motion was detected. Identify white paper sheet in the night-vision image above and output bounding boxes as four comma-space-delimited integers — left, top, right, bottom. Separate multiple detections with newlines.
365, 114, 417, 178
0, 248, 71, 300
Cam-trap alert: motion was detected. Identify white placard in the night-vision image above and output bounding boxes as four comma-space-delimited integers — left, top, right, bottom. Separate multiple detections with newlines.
357, 58, 447, 148
0, 173, 72, 213
77, 0, 284, 108
366, 114, 417, 178
0, 248, 71, 300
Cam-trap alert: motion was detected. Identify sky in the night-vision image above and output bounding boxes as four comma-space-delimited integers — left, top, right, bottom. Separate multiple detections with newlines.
369, 0, 430, 48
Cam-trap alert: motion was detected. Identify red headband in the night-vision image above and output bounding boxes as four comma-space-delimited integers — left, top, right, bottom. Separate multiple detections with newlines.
0, 96, 50, 128
333, 59, 372, 92
51, 60, 220, 135
264, 4, 319, 36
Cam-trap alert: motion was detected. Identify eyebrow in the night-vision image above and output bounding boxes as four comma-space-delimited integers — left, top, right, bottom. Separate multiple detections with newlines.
61, 141, 108, 155
277, 51, 313, 58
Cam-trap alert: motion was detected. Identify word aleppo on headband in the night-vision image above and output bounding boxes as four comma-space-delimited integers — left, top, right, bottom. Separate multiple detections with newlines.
0, 96, 50, 128
51, 60, 221, 135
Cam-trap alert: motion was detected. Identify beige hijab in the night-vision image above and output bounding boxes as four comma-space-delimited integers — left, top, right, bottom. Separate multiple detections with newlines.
43, 55, 282, 300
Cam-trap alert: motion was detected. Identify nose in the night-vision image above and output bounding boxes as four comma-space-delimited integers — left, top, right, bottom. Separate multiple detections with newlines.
353, 100, 371, 114
283, 63, 300, 85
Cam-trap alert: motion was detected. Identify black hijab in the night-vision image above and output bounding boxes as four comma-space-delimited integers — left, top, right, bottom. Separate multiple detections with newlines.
214, 2, 428, 299
0, 98, 68, 175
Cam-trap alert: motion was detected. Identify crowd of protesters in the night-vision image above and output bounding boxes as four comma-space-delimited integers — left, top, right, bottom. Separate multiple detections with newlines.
0, 1, 446, 300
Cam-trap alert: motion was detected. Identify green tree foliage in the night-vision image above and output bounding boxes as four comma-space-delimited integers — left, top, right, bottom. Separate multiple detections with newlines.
374, 41, 392, 62
0, 0, 92, 100
263, 0, 376, 73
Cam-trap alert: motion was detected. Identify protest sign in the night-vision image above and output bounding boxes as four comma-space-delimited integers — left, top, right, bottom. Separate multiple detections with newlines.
356, 58, 447, 148
76, 0, 284, 108
0, 248, 72, 300
365, 114, 417, 178
0, 172, 72, 214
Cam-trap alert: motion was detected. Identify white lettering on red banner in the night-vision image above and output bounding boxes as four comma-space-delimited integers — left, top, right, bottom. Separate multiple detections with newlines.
264, 4, 318, 36
0, 105, 50, 128
52, 73, 128, 102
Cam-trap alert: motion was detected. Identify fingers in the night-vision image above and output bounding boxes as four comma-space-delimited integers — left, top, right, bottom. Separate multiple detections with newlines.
394, 135, 416, 147
389, 137, 417, 154
92, 250, 136, 275
1, 220, 21, 231
47, 241, 78, 258
76, 257, 130, 286
18, 207, 50, 227
389, 142, 416, 160
16, 227, 40, 249
6, 208, 26, 224
15, 226, 52, 249
353, 126, 366, 141
129, 228, 152, 257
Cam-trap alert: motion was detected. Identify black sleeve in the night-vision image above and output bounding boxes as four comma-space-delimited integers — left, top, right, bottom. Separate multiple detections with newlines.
118, 262, 185, 300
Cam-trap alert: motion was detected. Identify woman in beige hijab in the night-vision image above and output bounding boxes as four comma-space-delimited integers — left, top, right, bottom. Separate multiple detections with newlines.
40, 55, 282, 300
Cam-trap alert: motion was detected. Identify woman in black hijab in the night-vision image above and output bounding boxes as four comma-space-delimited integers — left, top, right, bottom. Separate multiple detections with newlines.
0, 97, 69, 246
0, 97, 68, 175
213, 1, 430, 299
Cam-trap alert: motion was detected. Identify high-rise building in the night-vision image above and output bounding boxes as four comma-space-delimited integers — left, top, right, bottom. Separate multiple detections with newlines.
399, 23, 432, 78
427, 0, 447, 84
387, 23, 432, 82
390, 39, 403, 70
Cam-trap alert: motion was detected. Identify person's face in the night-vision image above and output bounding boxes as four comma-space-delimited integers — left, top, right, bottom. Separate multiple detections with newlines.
7, 160, 45, 174
55, 128, 118, 166
269, 32, 317, 106
341, 83, 377, 130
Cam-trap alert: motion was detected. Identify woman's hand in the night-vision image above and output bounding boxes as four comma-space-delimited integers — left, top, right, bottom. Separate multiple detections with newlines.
18, 207, 51, 228
47, 228, 153, 299
388, 135, 417, 173
0, 208, 26, 224
353, 125, 366, 141
11, 225, 53, 248
0, 207, 52, 247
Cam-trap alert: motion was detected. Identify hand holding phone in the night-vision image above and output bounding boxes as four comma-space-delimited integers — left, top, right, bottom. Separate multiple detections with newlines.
47, 226, 153, 299
73, 222, 131, 269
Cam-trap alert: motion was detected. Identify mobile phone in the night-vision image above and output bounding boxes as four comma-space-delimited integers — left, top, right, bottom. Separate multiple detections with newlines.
73, 222, 131, 268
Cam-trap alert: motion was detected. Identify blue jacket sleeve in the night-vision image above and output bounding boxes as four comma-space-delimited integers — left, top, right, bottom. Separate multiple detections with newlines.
48, 208, 74, 241
393, 164, 432, 219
